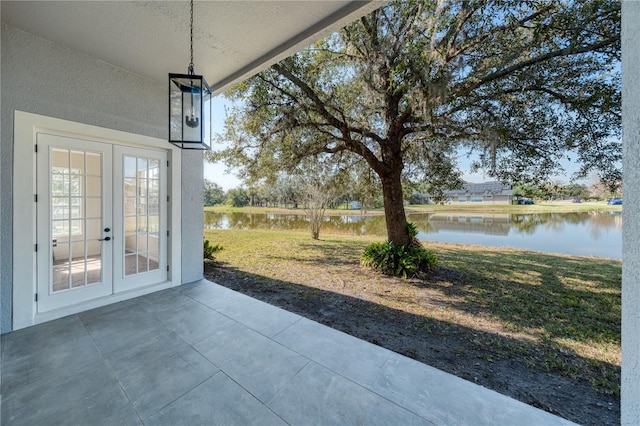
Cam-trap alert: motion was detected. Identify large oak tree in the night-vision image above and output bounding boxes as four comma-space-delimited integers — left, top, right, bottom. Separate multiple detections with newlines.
210, 0, 620, 246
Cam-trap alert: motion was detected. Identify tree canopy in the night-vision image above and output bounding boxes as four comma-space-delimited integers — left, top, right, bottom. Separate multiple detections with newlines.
204, 180, 225, 206
209, 0, 620, 246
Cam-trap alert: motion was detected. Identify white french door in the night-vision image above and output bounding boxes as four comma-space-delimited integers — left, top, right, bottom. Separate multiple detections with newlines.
113, 146, 168, 292
36, 133, 168, 313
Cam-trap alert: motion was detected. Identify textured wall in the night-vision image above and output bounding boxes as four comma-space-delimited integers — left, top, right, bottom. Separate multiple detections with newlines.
622, 3, 640, 424
1, 24, 202, 332
1, 15, 4, 338
181, 150, 204, 283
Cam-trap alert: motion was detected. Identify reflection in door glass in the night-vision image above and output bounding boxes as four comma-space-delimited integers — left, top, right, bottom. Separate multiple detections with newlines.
51, 149, 102, 292
123, 156, 161, 276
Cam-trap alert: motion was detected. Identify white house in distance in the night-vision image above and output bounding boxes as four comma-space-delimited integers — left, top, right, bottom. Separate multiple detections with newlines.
413, 181, 513, 205
1, 2, 639, 424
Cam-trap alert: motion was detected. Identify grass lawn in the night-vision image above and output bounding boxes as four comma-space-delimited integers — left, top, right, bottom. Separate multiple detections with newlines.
204, 227, 621, 424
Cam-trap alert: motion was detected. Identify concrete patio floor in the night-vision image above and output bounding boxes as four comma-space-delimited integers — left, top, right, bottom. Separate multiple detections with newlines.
1, 279, 575, 425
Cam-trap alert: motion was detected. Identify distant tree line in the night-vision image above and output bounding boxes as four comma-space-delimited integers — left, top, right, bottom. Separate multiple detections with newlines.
207, 173, 621, 208
204, 172, 386, 210
513, 176, 622, 202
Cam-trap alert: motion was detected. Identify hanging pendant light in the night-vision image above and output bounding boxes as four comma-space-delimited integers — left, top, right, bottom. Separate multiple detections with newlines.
169, 0, 212, 150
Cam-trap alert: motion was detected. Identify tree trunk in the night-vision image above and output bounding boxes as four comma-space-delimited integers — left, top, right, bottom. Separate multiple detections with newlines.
380, 169, 410, 246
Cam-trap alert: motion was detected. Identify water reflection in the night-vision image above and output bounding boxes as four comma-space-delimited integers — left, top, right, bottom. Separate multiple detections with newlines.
204, 210, 622, 259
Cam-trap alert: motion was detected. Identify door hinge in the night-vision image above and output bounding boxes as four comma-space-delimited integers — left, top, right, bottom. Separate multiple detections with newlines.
35, 293, 38, 302
166, 230, 170, 237
167, 160, 170, 167
34, 244, 38, 252
35, 145, 38, 153
167, 195, 170, 202
166, 265, 170, 272
34, 194, 38, 202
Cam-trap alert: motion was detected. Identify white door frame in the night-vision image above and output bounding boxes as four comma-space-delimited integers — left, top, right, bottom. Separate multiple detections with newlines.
13, 111, 182, 330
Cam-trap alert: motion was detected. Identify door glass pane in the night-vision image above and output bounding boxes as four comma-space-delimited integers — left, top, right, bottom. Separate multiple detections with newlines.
86, 152, 101, 175
137, 198, 147, 215
53, 264, 70, 292
86, 176, 101, 196
148, 215, 159, 233
125, 253, 137, 275
124, 197, 136, 216
71, 151, 85, 174
50, 148, 102, 292
149, 160, 159, 179
71, 258, 86, 288
86, 219, 101, 239
148, 251, 160, 272
86, 198, 101, 218
123, 155, 161, 276
52, 149, 69, 168
124, 178, 136, 197
124, 157, 136, 178
138, 178, 147, 197
148, 236, 159, 252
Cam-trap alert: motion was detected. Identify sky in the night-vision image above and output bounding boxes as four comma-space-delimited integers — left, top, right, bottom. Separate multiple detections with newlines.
204, 95, 585, 191
203, 96, 242, 190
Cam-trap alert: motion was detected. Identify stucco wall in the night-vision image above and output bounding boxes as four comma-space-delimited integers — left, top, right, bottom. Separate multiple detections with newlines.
622, 2, 640, 424
181, 150, 204, 283
0, 24, 203, 332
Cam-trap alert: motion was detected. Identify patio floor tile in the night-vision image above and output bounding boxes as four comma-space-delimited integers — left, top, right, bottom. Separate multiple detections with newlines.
2, 354, 139, 426
195, 320, 309, 402
76, 297, 142, 322
1, 279, 578, 425
180, 278, 241, 306
145, 371, 286, 426
1, 316, 101, 390
371, 352, 575, 425
140, 292, 237, 345
268, 361, 432, 425
200, 290, 301, 337
80, 304, 167, 354
101, 331, 219, 420
1, 314, 87, 360
273, 316, 392, 387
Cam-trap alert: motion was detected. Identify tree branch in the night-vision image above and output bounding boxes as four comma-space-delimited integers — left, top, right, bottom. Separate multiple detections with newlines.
460, 36, 619, 95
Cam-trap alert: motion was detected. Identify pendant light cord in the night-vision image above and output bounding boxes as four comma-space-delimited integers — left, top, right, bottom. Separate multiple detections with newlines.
188, 0, 194, 75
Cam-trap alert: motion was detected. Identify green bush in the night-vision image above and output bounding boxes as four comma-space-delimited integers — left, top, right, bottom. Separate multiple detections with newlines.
360, 241, 438, 278
203, 239, 223, 261
361, 222, 437, 277
406, 222, 419, 241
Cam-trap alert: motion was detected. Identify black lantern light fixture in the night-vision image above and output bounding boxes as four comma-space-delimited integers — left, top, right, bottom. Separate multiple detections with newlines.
169, 0, 212, 150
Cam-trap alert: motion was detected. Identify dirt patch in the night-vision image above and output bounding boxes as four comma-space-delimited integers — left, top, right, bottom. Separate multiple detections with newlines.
205, 264, 619, 426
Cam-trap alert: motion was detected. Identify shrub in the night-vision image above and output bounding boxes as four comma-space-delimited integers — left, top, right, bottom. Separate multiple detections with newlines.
406, 222, 419, 242
203, 239, 223, 261
360, 241, 438, 278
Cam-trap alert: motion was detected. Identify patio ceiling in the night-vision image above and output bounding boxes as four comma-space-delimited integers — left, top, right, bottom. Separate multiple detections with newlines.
1, 1, 381, 95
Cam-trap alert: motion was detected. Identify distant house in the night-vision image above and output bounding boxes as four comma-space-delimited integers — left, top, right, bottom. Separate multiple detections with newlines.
412, 181, 513, 205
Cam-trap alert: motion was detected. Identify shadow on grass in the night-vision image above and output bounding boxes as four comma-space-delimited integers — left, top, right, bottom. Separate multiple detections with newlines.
266, 240, 369, 266
425, 246, 621, 347
205, 261, 619, 426
278, 241, 620, 351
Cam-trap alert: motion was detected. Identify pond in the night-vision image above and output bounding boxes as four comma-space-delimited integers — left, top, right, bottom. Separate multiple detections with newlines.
204, 210, 623, 259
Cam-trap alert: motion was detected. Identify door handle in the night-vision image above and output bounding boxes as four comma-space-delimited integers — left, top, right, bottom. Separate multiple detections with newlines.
98, 237, 111, 241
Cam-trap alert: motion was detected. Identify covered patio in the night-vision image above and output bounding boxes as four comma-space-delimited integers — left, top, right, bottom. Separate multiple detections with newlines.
2, 279, 572, 425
